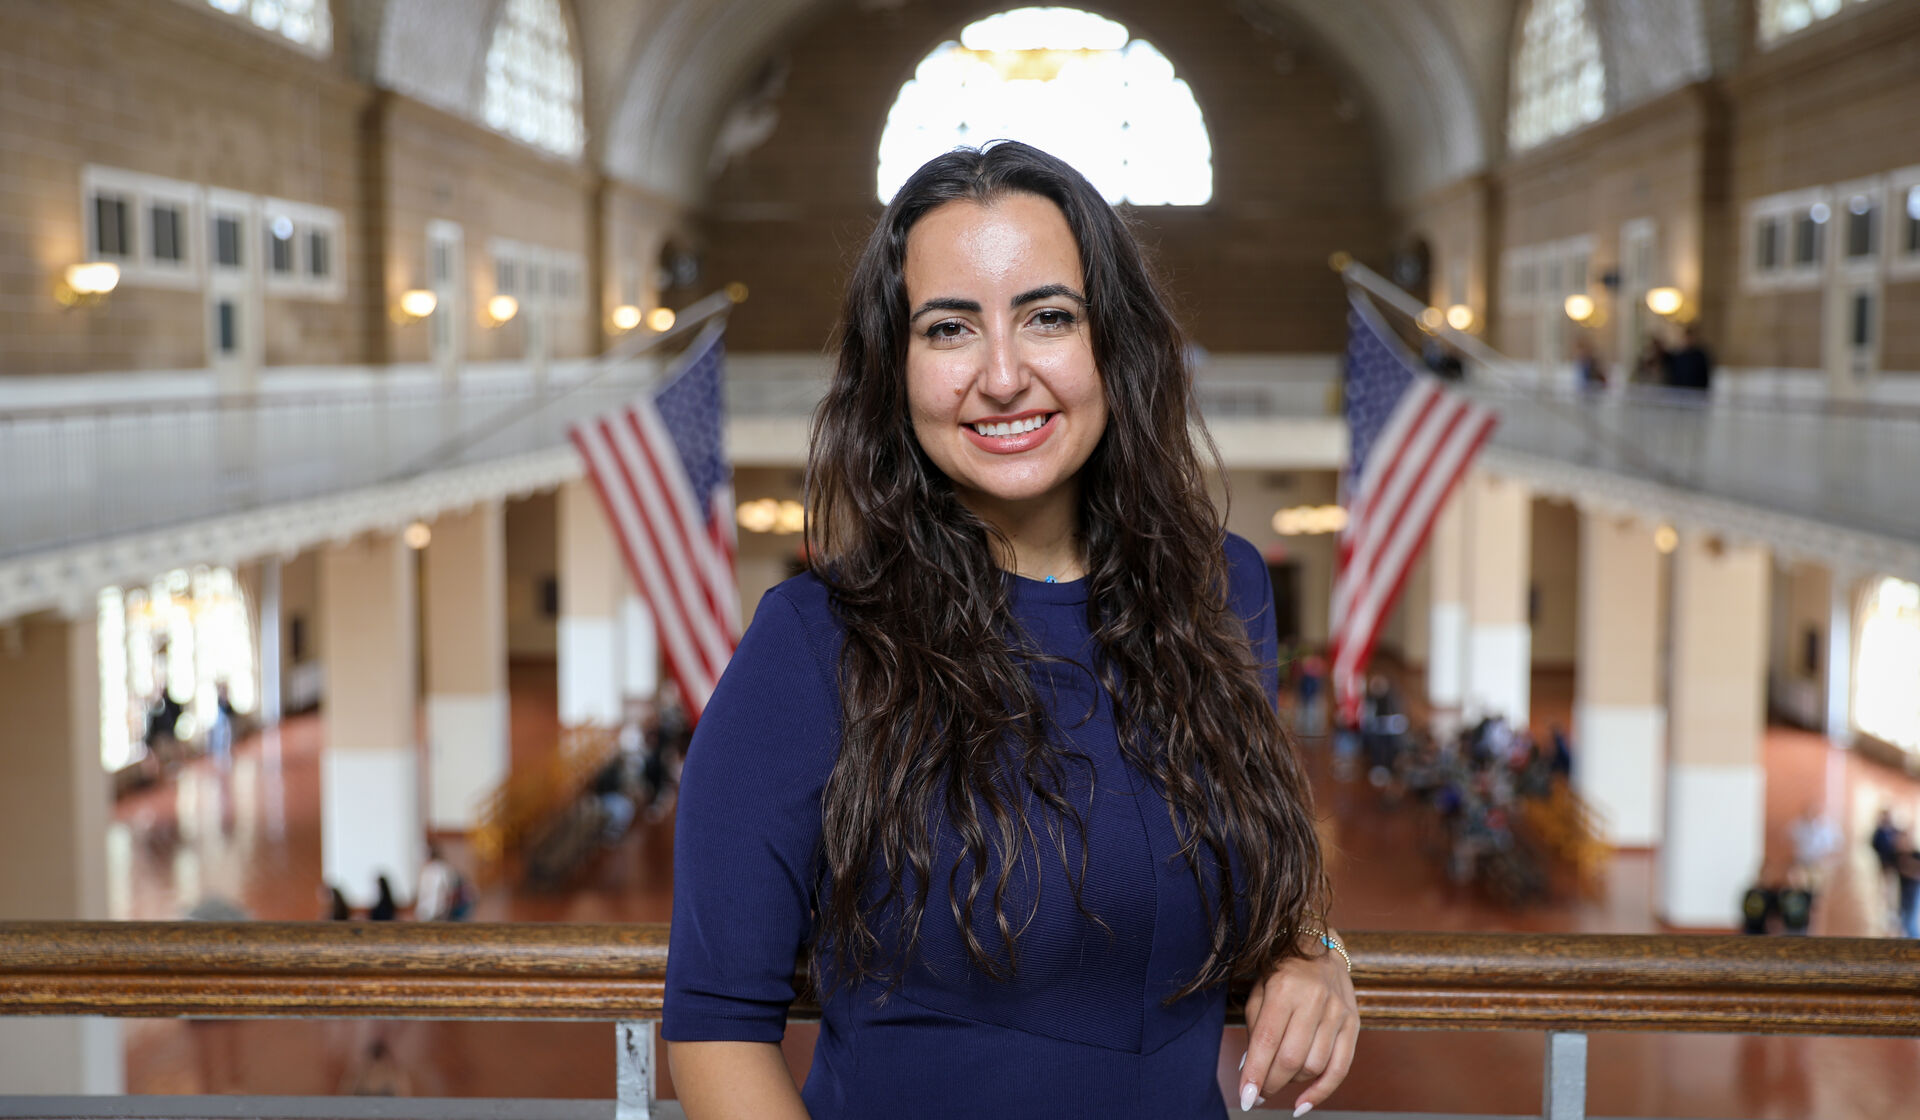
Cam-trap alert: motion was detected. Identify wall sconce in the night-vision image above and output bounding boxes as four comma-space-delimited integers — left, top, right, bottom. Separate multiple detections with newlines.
645, 307, 676, 332
402, 520, 432, 550
1444, 304, 1475, 332
1653, 524, 1678, 554
1417, 307, 1445, 332
610, 304, 643, 333
1271, 505, 1349, 537
486, 294, 519, 327
1563, 293, 1596, 323
1645, 287, 1685, 318
56, 261, 120, 308
725, 281, 750, 304
736, 498, 805, 535
394, 288, 438, 324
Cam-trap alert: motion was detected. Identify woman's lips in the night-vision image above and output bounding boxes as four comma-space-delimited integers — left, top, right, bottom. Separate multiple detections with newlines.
961, 411, 1058, 454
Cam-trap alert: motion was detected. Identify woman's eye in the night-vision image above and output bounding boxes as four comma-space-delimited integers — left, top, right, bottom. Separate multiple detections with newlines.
1030, 308, 1076, 330
925, 320, 969, 343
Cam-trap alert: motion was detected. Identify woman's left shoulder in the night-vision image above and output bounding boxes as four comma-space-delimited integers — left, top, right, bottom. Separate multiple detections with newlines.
1220, 532, 1270, 608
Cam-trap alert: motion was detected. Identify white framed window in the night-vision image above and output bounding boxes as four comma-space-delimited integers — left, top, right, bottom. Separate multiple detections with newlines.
481, 0, 585, 159
1746, 188, 1830, 291
261, 198, 343, 300
204, 0, 332, 56
1888, 165, 1920, 281
81, 166, 204, 289
1759, 0, 1881, 48
1832, 177, 1884, 277
205, 189, 252, 276
876, 7, 1213, 206
1508, 0, 1606, 153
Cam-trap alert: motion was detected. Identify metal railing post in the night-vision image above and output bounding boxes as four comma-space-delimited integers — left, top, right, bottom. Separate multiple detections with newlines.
617, 1020, 657, 1120
1542, 1030, 1587, 1120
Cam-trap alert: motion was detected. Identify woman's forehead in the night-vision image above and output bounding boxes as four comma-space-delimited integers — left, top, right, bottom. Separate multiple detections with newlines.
903, 194, 1083, 295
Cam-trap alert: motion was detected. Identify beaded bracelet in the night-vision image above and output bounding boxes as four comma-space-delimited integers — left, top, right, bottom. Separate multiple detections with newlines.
1302, 927, 1352, 973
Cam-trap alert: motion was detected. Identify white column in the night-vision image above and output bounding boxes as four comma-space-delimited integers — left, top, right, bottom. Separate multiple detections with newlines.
620, 593, 659, 701
0, 611, 124, 1092
1658, 532, 1770, 928
320, 533, 422, 906
1461, 471, 1532, 725
257, 556, 282, 726
424, 503, 510, 831
1426, 491, 1467, 733
1572, 511, 1666, 846
558, 479, 625, 726
1825, 567, 1855, 744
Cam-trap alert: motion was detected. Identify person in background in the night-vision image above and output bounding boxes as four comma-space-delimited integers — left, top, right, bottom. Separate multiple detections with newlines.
414, 843, 464, 921
1296, 652, 1326, 737
1776, 870, 1814, 936
1547, 724, 1575, 781
1572, 336, 1605, 391
1666, 322, 1713, 392
321, 884, 353, 921
1895, 829, 1920, 940
205, 680, 237, 776
1871, 807, 1902, 931
1788, 801, 1841, 891
1633, 334, 1671, 386
368, 875, 399, 921
1740, 879, 1779, 935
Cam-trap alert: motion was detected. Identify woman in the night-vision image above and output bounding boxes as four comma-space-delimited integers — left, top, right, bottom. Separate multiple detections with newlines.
665, 142, 1356, 1118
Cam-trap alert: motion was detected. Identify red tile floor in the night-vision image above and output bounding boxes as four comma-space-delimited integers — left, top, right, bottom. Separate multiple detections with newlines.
116, 661, 1920, 1115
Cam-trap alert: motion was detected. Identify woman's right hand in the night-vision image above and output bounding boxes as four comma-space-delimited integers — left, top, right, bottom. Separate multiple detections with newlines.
668, 1040, 812, 1120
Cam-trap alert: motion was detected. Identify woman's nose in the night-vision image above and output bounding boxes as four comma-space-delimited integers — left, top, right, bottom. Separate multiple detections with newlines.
980, 332, 1030, 402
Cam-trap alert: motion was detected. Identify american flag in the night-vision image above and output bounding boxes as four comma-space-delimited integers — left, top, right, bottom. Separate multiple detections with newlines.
1328, 292, 1497, 722
568, 324, 740, 719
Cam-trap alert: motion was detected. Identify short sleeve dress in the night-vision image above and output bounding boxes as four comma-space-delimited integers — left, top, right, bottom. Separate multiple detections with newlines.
664, 533, 1281, 1119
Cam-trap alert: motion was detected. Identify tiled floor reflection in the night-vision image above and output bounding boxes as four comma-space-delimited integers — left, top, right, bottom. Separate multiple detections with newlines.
115, 661, 1920, 1114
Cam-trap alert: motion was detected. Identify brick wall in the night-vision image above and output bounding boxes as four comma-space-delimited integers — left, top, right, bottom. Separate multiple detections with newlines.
0, 0, 367, 374
1490, 86, 1718, 369
1723, 0, 1920, 371
694, 0, 1391, 354
0, 0, 658, 379
376, 95, 597, 366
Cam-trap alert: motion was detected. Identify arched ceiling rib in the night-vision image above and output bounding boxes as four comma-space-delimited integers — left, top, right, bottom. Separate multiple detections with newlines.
376, 0, 499, 120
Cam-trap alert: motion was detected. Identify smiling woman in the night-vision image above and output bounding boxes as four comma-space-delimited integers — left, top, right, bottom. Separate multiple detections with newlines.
663, 143, 1354, 1120
901, 192, 1108, 564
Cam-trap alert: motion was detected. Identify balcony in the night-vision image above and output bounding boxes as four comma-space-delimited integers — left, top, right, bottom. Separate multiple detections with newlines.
1, 921, 1916, 1119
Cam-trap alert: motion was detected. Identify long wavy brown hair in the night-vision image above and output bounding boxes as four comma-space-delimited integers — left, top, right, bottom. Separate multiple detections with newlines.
805, 142, 1325, 1002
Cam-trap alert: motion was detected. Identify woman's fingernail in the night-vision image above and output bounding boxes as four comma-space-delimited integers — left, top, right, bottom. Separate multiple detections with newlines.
1240, 1083, 1258, 1112
1257, 1098, 1267, 1107
1293, 1103, 1315, 1118
1238, 1052, 1246, 1071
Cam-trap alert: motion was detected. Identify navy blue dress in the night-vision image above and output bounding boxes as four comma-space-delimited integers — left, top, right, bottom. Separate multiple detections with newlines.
664, 534, 1280, 1118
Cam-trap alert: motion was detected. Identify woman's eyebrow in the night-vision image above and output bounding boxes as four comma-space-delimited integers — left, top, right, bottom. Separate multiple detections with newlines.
1012, 283, 1087, 307
910, 297, 981, 321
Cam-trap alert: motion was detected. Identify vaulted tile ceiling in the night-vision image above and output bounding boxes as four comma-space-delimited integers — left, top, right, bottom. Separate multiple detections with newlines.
366, 0, 1726, 208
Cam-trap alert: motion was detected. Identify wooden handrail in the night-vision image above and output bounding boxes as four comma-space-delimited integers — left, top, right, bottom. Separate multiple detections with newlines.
2, 923, 1917, 1036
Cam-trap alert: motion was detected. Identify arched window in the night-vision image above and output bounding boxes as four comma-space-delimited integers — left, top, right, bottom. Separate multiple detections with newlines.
876, 7, 1212, 206
1507, 0, 1605, 153
1759, 0, 1878, 46
1855, 576, 1920, 756
482, 0, 585, 159
206, 0, 332, 54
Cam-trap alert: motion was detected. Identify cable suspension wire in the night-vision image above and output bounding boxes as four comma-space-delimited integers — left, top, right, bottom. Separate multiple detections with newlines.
385, 287, 739, 484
